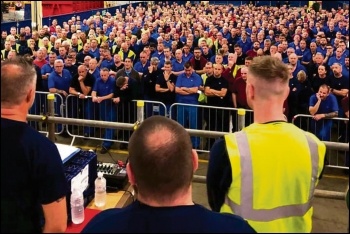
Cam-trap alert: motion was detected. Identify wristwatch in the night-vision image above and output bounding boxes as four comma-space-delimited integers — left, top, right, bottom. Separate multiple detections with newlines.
77, 92, 81, 96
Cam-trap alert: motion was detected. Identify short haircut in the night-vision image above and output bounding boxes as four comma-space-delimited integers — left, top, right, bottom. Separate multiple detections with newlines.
1, 56, 37, 107
116, 76, 127, 87
100, 67, 109, 72
164, 60, 172, 66
150, 57, 160, 64
297, 70, 307, 81
249, 56, 289, 84
245, 56, 253, 61
319, 84, 330, 92
184, 62, 192, 69
128, 116, 193, 198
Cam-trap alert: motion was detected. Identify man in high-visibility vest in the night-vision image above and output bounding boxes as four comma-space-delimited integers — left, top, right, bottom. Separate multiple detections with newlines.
207, 56, 326, 233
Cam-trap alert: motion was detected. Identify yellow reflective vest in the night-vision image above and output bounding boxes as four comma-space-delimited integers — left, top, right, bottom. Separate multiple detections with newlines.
221, 122, 325, 233
117, 49, 135, 61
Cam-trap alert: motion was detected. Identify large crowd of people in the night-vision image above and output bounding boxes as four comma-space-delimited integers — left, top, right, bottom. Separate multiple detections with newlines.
1, 2, 349, 232
0, 1, 349, 153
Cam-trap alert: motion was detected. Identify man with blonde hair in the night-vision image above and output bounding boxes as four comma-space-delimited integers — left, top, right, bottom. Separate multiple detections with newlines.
207, 56, 326, 233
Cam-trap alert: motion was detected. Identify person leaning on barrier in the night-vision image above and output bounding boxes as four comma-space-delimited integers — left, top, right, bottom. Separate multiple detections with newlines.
113, 75, 140, 150
309, 84, 339, 141
69, 65, 95, 137
92, 68, 116, 154
1, 56, 68, 232
81, 116, 256, 233
207, 56, 326, 233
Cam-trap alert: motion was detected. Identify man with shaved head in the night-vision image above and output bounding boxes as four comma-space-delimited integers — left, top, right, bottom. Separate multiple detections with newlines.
69, 65, 95, 137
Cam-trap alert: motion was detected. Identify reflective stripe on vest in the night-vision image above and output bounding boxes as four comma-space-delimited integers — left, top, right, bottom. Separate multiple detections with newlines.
224, 131, 319, 222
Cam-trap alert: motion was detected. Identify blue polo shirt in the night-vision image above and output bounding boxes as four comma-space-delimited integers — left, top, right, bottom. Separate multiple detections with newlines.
90, 68, 101, 81
292, 63, 307, 78
328, 56, 346, 67
172, 59, 185, 72
175, 72, 202, 104
41, 64, 54, 91
309, 93, 339, 114
182, 53, 194, 63
133, 61, 150, 75
48, 69, 72, 93
93, 76, 116, 97
152, 51, 165, 61
89, 48, 100, 61
316, 46, 327, 57
100, 58, 114, 70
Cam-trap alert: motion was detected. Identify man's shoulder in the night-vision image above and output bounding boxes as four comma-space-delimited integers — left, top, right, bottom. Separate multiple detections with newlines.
82, 203, 255, 233
1, 118, 57, 149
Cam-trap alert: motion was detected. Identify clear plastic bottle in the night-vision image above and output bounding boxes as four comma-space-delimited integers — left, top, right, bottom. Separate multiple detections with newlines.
94, 172, 106, 207
70, 187, 85, 224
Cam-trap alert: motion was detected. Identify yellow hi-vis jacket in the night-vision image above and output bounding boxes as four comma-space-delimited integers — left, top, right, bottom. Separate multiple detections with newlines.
221, 122, 325, 233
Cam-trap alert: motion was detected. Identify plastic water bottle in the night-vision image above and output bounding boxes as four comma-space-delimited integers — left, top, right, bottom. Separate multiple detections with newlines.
94, 172, 106, 207
70, 188, 85, 224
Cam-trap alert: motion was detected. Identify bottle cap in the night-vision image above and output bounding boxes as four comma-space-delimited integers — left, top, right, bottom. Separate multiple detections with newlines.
98, 171, 103, 178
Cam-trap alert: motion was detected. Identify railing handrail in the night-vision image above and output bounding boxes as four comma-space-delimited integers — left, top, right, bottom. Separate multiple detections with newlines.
293, 114, 349, 122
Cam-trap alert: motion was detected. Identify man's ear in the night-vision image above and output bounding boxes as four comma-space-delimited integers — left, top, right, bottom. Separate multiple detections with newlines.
126, 163, 135, 185
191, 149, 198, 173
27, 87, 35, 105
246, 83, 255, 108
284, 85, 290, 100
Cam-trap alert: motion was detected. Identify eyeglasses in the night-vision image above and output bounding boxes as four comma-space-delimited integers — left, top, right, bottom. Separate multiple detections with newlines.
55, 66, 63, 68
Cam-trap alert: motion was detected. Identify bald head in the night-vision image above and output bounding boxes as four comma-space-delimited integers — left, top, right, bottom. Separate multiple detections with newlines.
128, 116, 195, 199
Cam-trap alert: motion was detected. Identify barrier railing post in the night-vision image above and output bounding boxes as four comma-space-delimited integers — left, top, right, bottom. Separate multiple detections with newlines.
237, 108, 246, 131
134, 100, 144, 130
47, 93, 55, 142
137, 100, 144, 123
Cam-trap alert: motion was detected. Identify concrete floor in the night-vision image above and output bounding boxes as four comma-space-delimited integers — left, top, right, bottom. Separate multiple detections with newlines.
57, 135, 349, 233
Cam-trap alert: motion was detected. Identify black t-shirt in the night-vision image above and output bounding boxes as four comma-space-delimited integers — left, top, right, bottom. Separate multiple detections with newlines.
142, 69, 163, 99
70, 72, 95, 95
1, 118, 68, 233
110, 63, 124, 73
156, 73, 177, 104
329, 75, 349, 104
205, 76, 229, 107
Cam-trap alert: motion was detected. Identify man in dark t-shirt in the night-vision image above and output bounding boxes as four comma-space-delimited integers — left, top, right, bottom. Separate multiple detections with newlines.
69, 65, 95, 137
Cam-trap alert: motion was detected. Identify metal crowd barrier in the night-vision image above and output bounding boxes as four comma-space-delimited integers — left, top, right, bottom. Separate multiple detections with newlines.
27, 96, 349, 201
28, 93, 349, 173
169, 103, 254, 152
28, 91, 64, 135
293, 114, 349, 170
64, 95, 167, 146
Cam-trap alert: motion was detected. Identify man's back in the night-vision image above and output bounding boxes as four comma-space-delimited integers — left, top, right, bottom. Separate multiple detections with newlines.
221, 121, 325, 232
82, 200, 255, 233
1, 118, 68, 232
